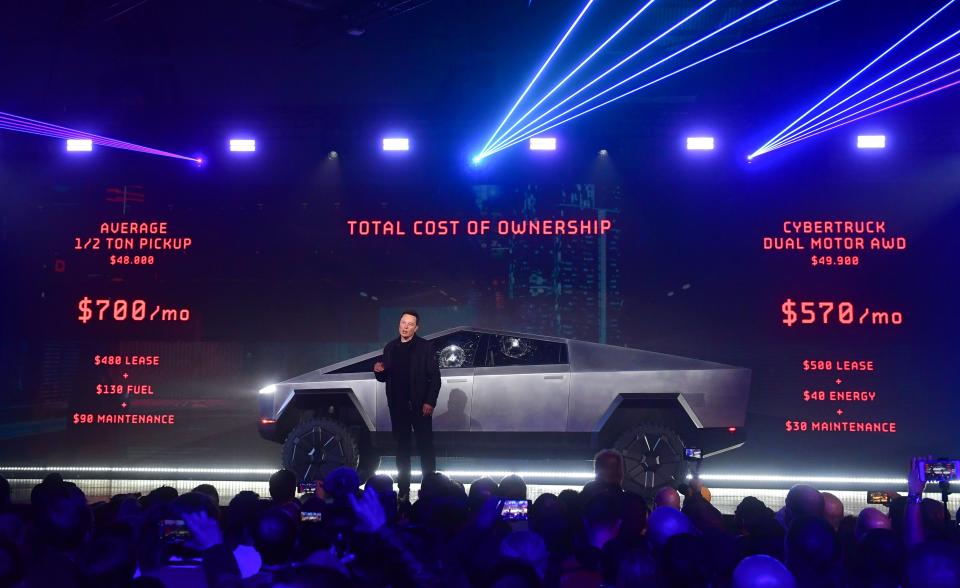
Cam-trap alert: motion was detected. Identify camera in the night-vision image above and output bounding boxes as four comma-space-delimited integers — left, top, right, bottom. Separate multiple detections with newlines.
159, 519, 191, 545
919, 460, 960, 482
499, 499, 529, 521
301, 511, 322, 523
866, 491, 895, 506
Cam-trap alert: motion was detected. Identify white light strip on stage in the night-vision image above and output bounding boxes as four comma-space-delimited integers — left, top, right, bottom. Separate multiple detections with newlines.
691, 473, 931, 485
376, 469, 595, 480
0, 466, 278, 475
0, 467, 942, 487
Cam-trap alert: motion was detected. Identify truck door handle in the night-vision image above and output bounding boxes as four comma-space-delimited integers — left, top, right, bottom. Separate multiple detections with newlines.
543, 375, 564, 380
446, 378, 469, 383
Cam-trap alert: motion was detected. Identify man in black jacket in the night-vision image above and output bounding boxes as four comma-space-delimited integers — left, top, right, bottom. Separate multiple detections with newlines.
373, 310, 441, 502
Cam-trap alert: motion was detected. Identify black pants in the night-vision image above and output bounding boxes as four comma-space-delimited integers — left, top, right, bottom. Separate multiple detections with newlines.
389, 399, 435, 494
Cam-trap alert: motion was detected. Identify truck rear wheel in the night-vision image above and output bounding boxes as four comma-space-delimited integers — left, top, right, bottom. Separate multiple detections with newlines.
282, 417, 359, 483
614, 422, 685, 494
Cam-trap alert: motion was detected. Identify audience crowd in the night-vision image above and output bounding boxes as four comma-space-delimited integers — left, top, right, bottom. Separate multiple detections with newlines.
0, 454, 958, 587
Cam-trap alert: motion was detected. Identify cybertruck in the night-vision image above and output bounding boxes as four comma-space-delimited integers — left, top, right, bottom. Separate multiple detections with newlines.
258, 326, 750, 493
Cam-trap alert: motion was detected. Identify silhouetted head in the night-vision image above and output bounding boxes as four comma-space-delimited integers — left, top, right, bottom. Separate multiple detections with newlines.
821, 493, 844, 531
469, 477, 498, 513
784, 485, 824, 527
732, 555, 796, 588
324, 467, 360, 501
419, 472, 453, 500
647, 507, 695, 549
498, 475, 527, 501
654, 487, 681, 510
593, 449, 625, 487
191, 484, 220, 507
735, 496, 775, 535
36, 481, 92, 551
269, 469, 298, 503
854, 507, 891, 542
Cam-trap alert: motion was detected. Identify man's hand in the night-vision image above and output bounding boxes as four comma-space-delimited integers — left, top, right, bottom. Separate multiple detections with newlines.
422, 403, 434, 417
349, 487, 387, 533
182, 511, 223, 551
908, 456, 927, 496
373, 361, 385, 373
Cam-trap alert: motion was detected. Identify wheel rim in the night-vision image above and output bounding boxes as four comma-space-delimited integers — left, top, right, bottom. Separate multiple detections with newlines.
619, 429, 683, 490
289, 425, 347, 483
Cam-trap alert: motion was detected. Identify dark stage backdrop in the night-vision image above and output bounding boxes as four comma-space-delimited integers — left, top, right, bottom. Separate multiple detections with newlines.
1, 141, 958, 476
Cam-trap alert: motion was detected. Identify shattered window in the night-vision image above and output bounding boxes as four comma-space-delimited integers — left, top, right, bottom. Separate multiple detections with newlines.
486, 335, 568, 367
430, 331, 483, 369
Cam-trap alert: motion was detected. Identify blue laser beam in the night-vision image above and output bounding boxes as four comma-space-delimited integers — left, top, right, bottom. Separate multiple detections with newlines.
0, 115, 169, 153
762, 45, 960, 153
753, 0, 956, 156
478, 0, 596, 156
486, 0, 658, 151
0, 111, 199, 161
758, 66, 960, 155
484, 0, 721, 155
762, 78, 960, 155
482, 0, 839, 159
485, 0, 785, 155
765, 24, 960, 151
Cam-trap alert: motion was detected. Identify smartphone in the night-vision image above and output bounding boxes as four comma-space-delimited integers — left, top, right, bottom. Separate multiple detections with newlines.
298, 481, 317, 494
301, 511, 322, 523
159, 519, 191, 544
684, 447, 703, 460
499, 499, 529, 521
866, 491, 894, 506
919, 460, 960, 482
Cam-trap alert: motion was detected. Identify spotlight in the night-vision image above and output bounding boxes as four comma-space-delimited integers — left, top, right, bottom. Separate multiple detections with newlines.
230, 139, 256, 152
856, 134, 886, 149
382, 137, 410, 151
471, 155, 484, 165
66, 139, 93, 152
258, 385, 277, 395
529, 137, 557, 151
686, 136, 715, 150
328, 150, 339, 160
598, 148, 609, 156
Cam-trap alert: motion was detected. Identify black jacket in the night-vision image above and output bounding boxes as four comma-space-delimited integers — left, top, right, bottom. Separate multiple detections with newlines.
374, 335, 442, 408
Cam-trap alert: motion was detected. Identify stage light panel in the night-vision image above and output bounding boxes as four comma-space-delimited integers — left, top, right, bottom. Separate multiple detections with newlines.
529, 137, 557, 151
382, 137, 410, 151
229, 139, 256, 152
66, 138, 93, 152
686, 136, 715, 150
857, 134, 886, 149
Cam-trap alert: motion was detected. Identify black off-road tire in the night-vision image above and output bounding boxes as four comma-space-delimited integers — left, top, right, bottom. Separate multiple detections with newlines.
613, 422, 686, 495
281, 417, 359, 483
